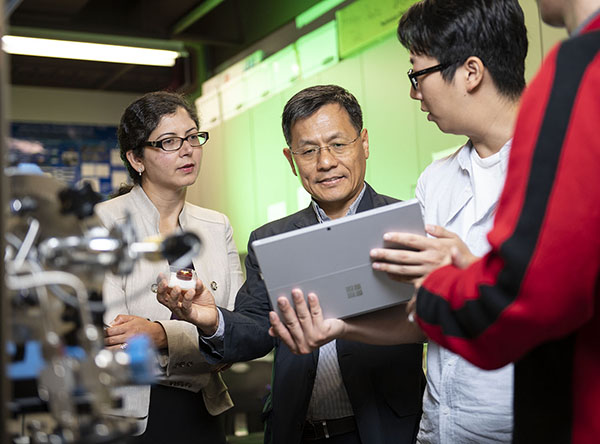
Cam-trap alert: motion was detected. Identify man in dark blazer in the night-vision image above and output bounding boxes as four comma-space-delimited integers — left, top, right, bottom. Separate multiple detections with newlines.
158, 85, 425, 444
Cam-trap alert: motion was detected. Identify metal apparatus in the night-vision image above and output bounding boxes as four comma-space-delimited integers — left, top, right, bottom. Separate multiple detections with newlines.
4, 173, 201, 443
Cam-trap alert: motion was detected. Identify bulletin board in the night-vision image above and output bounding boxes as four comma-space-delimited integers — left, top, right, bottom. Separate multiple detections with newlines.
10, 122, 129, 197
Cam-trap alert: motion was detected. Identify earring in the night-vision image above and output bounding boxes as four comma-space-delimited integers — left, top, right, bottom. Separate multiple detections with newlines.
138, 169, 143, 176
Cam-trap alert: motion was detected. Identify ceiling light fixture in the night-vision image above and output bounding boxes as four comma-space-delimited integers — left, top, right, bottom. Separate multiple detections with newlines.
2, 35, 181, 67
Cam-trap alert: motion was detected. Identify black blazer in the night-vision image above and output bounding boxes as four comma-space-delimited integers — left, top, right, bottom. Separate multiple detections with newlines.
200, 183, 425, 444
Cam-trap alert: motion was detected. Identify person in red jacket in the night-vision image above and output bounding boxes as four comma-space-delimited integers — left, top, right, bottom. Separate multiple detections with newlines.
269, 0, 600, 442
410, 0, 600, 442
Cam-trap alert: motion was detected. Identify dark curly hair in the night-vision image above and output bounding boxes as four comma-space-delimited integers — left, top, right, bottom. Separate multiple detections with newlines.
118, 91, 199, 184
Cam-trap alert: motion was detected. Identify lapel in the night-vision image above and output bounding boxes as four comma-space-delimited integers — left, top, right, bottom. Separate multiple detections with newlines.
292, 205, 319, 229
293, 208, 320, 365
441, 147, 473, 227
179, 204, 210, 296
123, 188, 172, 320
294, 182, 383, 230
356, 183, 377, 212
444, 181, 472, 227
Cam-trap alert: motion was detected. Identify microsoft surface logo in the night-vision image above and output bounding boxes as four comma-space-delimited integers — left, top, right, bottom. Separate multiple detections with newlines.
345, 283, 363, 299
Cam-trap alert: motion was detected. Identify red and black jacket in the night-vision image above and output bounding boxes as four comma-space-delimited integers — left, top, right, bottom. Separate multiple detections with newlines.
416, 14, 600, 444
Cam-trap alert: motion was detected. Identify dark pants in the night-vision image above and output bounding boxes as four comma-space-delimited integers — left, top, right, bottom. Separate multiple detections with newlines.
130, 384, 226, 444
301, 429, 362, 444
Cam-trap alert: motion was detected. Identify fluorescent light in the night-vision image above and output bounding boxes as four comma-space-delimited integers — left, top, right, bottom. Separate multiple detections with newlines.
2, 35, 180, 67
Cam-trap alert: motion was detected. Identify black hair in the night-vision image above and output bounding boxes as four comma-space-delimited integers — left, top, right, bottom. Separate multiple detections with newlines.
109, 183, 134, 198
281, 85, 363, 146
397, 0, 528, 99
117, 91, 199, 184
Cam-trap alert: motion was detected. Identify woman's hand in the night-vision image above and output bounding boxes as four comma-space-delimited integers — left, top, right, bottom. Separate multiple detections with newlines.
155, 273, 219, 336
104, 314, 167, 350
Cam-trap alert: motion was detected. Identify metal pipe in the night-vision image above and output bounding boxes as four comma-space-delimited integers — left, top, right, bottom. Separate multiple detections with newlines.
0, 0, 10, 440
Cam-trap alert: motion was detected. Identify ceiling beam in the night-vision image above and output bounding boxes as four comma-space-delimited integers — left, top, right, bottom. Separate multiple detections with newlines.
95, 64, 135, 90
5, 0, 23, 18
176, 35, 242, 47
171, 0, 226, 35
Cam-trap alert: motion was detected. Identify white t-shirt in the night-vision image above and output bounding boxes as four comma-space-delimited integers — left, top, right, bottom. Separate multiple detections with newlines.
471, 147, 505, 222
416, 140, 514, 444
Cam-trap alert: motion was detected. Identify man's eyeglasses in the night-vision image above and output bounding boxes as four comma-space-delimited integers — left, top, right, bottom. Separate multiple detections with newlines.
146, 131, 209, 152
290, 132, 362, 162
407, 63, 449, 90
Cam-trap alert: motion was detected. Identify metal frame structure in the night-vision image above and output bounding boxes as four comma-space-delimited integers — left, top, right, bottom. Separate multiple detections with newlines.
1, 0, 9, 440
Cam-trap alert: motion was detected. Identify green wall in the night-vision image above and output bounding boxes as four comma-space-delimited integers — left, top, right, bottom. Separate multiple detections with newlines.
187, 0, 567, 253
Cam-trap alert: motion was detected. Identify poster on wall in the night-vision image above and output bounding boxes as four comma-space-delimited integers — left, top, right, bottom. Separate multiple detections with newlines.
9, 122, 129, 197
336, 0, 417, 58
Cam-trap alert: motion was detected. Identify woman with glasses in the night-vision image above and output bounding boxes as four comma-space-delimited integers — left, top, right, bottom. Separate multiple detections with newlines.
96, 91, 243, 443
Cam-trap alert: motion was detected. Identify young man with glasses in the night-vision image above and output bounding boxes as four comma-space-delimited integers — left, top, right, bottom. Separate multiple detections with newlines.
379, 2, 527, 442
158, 84, 425, 444
270, 1, 528, 443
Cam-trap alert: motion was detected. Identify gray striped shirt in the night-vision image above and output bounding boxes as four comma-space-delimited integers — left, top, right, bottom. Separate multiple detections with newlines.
306, 183, 366, 420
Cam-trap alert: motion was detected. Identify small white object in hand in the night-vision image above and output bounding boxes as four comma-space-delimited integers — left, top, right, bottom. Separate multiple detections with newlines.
169, 268, 196, 290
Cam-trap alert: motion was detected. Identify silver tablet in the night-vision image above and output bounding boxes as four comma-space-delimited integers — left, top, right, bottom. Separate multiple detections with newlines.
252, 199, 425, 319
